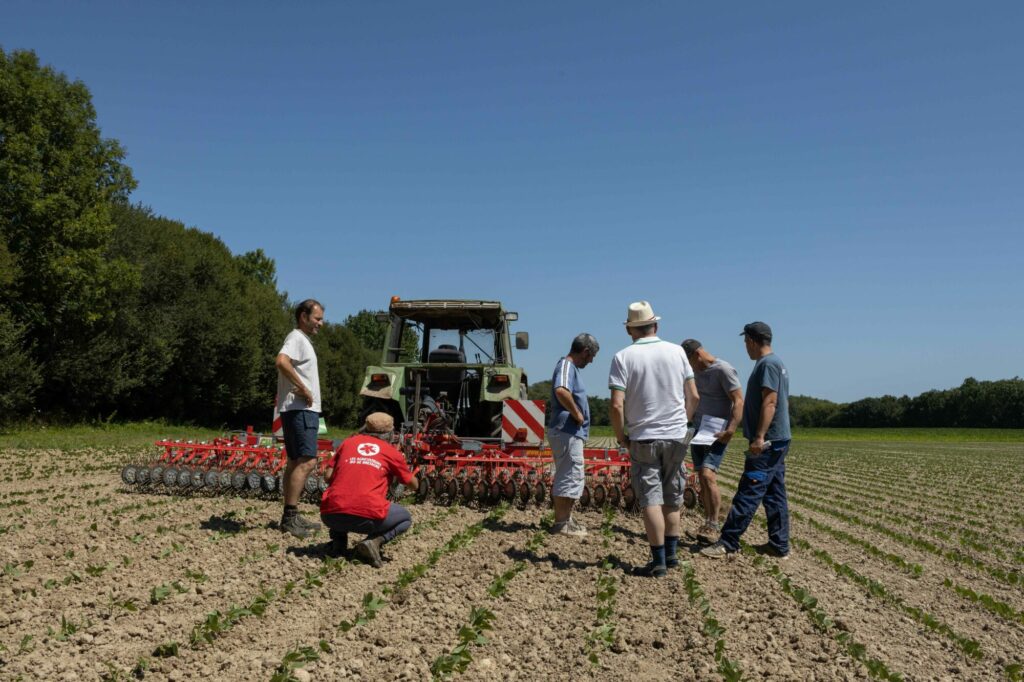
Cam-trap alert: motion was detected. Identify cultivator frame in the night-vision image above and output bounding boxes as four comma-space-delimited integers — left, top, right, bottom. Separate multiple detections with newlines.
120, 419, 699, 510
119, 428, 338, 501
120, 296, 700, 510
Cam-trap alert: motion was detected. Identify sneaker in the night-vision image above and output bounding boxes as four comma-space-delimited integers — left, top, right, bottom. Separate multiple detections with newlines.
280, 514, 314, 539
699, 542, 734, 559
354, 537, 384, 568
548, 520, 587, 537
633, 561, 667, 578
566, 517, 588, 536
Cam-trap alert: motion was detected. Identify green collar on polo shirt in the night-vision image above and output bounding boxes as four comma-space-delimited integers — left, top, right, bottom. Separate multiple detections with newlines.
633, 336, 662, 345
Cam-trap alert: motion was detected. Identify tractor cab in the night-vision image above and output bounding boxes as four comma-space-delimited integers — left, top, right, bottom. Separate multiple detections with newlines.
359, 299, 529, 439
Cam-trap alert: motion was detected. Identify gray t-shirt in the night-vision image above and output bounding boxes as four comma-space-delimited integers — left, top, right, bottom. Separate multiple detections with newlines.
693, 359, 742, 423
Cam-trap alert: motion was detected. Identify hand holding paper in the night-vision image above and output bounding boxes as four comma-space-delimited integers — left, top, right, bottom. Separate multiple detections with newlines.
689, 415, 727, 446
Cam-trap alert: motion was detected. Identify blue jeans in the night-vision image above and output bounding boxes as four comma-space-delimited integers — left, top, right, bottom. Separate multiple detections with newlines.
719, 441, 790, 553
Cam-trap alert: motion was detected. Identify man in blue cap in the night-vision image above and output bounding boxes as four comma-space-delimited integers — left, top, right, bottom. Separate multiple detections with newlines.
701, 321, 791, 559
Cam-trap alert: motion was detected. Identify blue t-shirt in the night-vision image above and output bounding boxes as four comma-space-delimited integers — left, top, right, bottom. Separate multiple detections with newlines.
548, 357, 590, 439
742, 353, 791, 442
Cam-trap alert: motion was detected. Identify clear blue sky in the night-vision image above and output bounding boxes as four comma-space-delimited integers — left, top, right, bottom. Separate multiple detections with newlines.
5, 2, 1022, 402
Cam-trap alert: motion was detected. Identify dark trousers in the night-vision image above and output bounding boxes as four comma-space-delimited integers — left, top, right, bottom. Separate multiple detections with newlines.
321, 502, 412, 547
719, 441, 790, 553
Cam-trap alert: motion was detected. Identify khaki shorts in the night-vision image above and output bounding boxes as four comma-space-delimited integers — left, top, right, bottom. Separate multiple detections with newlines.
629, 439, 687, 507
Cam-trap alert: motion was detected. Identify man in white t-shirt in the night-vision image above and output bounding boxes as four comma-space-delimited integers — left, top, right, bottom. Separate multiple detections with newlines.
609, 301, 699, 577
276, 298, 325, 538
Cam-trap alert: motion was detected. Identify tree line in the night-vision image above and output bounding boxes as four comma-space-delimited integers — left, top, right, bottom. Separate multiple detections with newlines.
790, 377, 1024, 428
0, 48, 386, 429
529, 377, 1024, 429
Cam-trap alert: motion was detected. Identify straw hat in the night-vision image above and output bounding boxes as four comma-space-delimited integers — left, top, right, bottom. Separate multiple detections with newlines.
624, 301, 661, 328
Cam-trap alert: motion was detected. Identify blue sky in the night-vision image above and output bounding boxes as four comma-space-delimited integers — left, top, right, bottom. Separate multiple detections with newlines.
4, 2, 1022, 401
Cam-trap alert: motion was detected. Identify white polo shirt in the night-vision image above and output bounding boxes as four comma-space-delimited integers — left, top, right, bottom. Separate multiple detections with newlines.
276, 329, 321, 413
608, 337, 694, 441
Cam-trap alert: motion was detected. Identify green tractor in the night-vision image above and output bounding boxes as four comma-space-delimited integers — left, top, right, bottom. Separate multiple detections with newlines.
358, 299, 530, 439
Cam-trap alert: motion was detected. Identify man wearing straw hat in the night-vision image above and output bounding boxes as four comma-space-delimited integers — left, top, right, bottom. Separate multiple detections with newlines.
609, 301, 699, 577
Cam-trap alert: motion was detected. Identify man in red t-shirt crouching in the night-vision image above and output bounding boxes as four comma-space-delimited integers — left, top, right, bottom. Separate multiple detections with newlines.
320, 412, 418, 567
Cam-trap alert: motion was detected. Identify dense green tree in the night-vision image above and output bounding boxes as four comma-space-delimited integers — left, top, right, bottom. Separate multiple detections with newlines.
315, 323, 377, 429
344, 309, 419, 360
106, 204, 292, 425
0, 48, 138, 405
0, 308, 42, 421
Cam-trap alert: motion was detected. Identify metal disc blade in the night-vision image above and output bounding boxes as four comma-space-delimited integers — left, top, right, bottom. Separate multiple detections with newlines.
163, 468, 179, 487
121, 466, 137, 485
205, 470, 221, 488
177, 468, 192, 487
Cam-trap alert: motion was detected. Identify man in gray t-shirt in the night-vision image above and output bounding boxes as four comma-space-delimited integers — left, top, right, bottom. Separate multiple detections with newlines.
682, 340, 743, 540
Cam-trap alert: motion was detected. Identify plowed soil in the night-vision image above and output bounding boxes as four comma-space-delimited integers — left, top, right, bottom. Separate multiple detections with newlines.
1, 439, 1022, 681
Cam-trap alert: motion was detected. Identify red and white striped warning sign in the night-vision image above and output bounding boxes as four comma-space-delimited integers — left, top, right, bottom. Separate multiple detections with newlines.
501, 399, 546, 444
272, 406, 283, 437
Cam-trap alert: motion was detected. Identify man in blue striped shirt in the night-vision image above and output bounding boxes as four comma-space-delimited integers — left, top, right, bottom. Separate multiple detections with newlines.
547, 333, 600, 536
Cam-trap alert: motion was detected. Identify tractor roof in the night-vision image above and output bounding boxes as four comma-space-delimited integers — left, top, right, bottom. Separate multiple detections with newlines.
389, 299, 509, 326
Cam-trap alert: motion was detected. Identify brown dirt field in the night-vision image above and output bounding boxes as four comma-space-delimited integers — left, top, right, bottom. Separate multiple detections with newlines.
1, 440, 1023, 681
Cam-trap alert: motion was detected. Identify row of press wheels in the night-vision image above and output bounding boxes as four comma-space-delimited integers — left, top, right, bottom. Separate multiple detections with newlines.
119, 463, 325, 501
414, 472, 642, 510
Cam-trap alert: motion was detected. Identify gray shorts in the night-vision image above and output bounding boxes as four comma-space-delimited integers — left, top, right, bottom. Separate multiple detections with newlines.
548, 430, 584, 499
629, 439, 687, 508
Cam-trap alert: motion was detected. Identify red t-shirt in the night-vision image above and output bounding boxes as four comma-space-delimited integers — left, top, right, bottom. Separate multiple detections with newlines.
320, 434, 414, 519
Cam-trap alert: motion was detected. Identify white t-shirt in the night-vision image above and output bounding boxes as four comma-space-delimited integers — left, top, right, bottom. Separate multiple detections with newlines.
277, 329, 321, 413
607, 337, 695, 441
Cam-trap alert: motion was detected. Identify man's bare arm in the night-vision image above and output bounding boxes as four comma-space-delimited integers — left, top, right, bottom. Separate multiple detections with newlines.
610, 389, 626, 446
276, 353, 313, 406
684, 378, 699, 422
555, 386, 584, 425
752, 387, 777, 453
714, 389, 744, 444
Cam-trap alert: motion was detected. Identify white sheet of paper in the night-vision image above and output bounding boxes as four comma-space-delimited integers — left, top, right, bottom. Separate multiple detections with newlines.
689, 415, 727, 446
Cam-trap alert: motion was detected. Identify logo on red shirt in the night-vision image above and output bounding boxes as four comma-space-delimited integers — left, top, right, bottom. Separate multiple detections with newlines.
356, 442, 381, 457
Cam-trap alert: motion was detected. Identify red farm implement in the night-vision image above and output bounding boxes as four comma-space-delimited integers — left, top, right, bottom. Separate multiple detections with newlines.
119, 428, 337, 501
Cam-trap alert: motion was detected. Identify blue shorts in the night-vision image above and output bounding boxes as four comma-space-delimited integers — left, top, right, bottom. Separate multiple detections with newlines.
691, 441, 727, 472
281, 410, 320, 460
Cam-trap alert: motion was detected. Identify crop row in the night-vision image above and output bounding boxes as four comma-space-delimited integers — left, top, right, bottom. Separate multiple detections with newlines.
430, 513, 552, 679
741, 544, 904, 681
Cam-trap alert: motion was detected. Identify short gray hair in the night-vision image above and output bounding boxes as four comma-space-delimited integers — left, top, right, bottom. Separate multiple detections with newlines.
570, 333, 600, 355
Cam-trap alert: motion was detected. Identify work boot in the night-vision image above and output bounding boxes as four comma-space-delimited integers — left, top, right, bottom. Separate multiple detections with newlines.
294, 514, 321, 531
280, 514, 314, 539
354, 536, 384, 568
